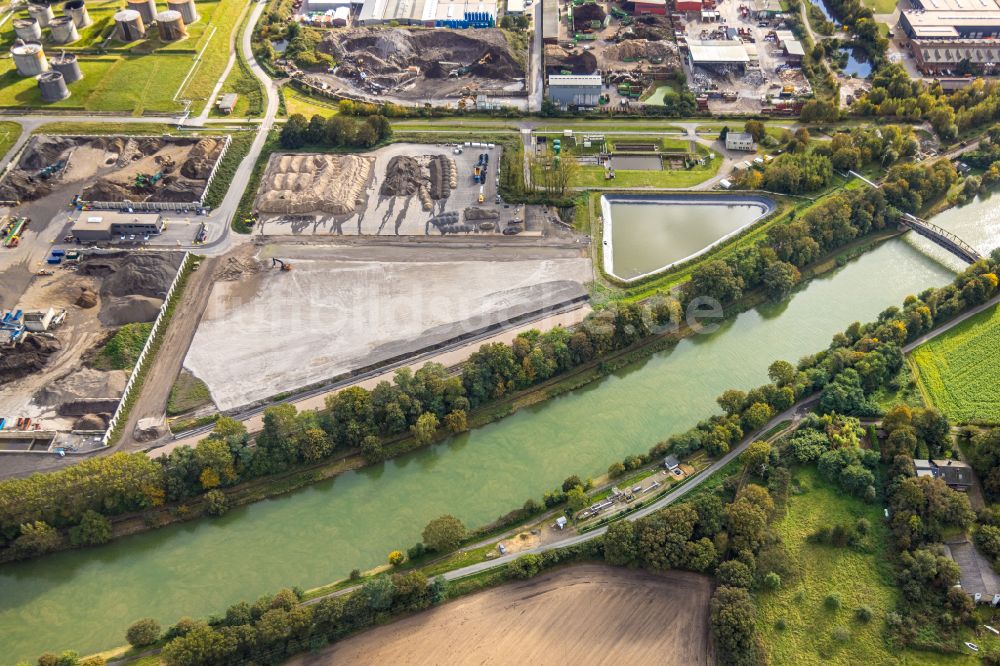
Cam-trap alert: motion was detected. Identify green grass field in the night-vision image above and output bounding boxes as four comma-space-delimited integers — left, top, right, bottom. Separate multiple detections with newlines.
755, 467, 900, 664
571, 148, 721, 188
0, 121, 23, 160
0, 0, 240, 114
862, 0, 898, 14
910, 302, 1000, 424
91, 323, 153, 371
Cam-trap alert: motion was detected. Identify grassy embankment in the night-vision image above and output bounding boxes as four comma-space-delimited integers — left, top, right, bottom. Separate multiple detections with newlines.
0, 0, 241, 114
208, 1, 264, 118
90, 323, 153, 371
909, 301, 1000, 424
565, 135, 723, 189
0, 121, 23, 158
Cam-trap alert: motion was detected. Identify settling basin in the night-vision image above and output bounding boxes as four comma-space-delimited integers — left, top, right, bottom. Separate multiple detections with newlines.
601, 194, 775, 282
2, 198, 998, 662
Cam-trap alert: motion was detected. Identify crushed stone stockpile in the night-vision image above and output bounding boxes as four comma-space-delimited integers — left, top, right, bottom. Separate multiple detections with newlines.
0, 135, 226, 204
256, 153, 374, 216
321, 27, 525, 85
37, 367, 129, 406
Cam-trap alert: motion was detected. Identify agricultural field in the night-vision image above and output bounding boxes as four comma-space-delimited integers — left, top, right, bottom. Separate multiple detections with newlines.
0, 0, 243, 114
282, 86, 340, 119
909, 302, 1000, 424
289, 565, 714, 665
755, 467, 900, 664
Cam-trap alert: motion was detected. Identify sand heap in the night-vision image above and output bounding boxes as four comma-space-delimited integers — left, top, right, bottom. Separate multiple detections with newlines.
256, 153, 374, 216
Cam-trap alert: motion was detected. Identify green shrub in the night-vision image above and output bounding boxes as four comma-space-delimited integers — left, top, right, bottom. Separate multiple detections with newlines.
825, 593, 841, 611
126, 617, 161, 647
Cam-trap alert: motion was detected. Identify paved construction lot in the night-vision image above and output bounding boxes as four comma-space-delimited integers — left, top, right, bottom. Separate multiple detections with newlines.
183, 242, 592, 410
257, 143, 520, 236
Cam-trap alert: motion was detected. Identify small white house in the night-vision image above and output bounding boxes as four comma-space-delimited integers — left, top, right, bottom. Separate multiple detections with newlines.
555, 516, 567, 529
725, 131, 757, 152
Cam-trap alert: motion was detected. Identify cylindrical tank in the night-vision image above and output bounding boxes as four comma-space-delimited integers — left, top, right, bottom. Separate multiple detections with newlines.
13, 17, 43, 41
63, 0, 93, 28
114, 9, 145, 41
38, 71, 70, 103
27, 3, 54, 28
10, 41, 49, 77
48, 16, 80, 44
126, 0, 156, 25
50, 52, 83, 84
166, 0, 199, 25
155, 10, 187, 41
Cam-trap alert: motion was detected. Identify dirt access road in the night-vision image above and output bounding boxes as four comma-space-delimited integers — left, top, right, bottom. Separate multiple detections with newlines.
116, 255, 219, 451
289, 565, 713, 666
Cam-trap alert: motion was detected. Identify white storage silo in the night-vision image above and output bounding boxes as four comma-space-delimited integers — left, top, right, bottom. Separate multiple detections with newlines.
155, 10, 187, 41
38, 70, 71, 103
48, 16, 80, 44
50, 52, 83, 84
166, 0, 199, 25
27, 3, 55, 28
126, 0, 157, 25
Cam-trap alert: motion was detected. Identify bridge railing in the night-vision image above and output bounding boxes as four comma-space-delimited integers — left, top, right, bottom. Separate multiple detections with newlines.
901, 213, 983, 262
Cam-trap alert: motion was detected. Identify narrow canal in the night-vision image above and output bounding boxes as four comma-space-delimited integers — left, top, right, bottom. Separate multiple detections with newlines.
0, 198, 995, 662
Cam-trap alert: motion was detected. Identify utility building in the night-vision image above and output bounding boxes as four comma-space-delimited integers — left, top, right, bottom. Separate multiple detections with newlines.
70, 212, 163, 242
547, 74, 602, 108
725, 132, 757, 151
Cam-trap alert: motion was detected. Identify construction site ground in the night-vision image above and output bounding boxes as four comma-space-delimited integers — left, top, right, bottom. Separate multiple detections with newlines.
303, 27, 528, 109
0, 252, 183, 449
255, 143, 523, 236
683, 3, 811, 115
182, 241, 592, 412
0, 135, 227, 207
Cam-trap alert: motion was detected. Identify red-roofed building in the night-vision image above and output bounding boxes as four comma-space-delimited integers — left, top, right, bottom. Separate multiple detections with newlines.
675, 0, 701, 11
634, 0, 666, 14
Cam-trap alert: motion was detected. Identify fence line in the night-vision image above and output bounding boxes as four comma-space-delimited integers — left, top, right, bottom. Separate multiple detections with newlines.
101, 251, 192, 446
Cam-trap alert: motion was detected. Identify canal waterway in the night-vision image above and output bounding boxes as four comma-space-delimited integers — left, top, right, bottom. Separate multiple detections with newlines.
0, 197, 996, 662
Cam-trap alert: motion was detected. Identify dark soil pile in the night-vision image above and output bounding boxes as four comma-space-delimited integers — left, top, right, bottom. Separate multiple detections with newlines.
78, 252, 183, 323
381, 156, 424, 196
0, 335, 61, 384
464, 207, 500, 221
544, 45, 598, 75
573, 2, 606, 31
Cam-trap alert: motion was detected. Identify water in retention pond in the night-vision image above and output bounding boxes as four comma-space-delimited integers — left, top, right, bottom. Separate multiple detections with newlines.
2, 198, 998, 663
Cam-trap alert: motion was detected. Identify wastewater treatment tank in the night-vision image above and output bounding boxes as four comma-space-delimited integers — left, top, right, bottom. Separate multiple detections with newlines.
51, 52, 83, 84
13, 17, 42, 42
63, 0, 93, 28
167, 0, 199, 25
11, 41, 49, 77
126, 0, 157, 24
48, 16, 80, 44
27, 2, 54, 28
114, 9, 145, 41
155, 10, 187, 41
38, 71, 70, 103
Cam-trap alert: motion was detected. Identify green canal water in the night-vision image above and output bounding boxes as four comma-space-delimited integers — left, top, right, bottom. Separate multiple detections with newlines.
3, 198, 997, 662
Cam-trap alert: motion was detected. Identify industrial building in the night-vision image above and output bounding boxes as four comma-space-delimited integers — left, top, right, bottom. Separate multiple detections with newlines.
306, 0, 357, 9
70, 212, 163, 242
547, 74, 602, 108
216, 92, 238, 114
506, 0, 525, 15
900, 0, 1000, 39
542, 0, 558, 43
912, 38, 1000, 73
725, 132, 757, 151
633, 0, 666, 14
687, 39, 750, 71
357, 0, 497, 26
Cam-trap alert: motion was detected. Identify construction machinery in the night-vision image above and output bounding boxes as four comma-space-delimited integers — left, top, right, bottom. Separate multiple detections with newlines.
134, 172, 163, 190
272, 257, 292, 272
37, 160, 65, 180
